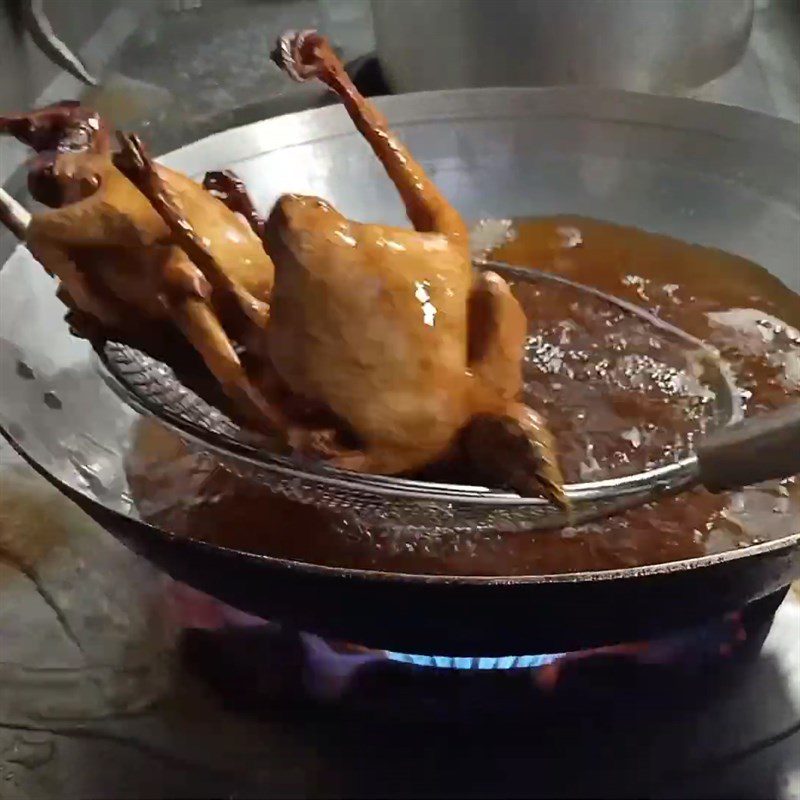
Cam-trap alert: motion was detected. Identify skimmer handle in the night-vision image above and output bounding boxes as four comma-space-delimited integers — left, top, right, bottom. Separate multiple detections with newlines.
697, 403, 800, 492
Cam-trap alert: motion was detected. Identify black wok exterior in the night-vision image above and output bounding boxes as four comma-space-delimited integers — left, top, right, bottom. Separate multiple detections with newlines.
41, 458, 799, 655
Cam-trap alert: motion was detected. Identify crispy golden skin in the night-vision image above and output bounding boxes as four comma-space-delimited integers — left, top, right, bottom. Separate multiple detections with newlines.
1, 102, 277, 432
267, 32, 566, 503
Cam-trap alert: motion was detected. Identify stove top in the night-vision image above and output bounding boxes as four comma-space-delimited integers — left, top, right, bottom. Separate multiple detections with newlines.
176, 588, 770, 713
3, 580, 797, 798
0, 580, 800, 800
145, 588, 800, 798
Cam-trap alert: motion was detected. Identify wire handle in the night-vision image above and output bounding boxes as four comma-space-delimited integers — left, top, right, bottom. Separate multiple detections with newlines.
697, 402, 800, 492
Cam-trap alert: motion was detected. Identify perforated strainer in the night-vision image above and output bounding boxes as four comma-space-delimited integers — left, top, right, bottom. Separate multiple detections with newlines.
90, 257, 800, 533
0, 182, 795, 531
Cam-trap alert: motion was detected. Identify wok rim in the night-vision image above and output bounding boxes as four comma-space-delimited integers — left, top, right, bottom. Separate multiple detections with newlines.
161, 85, 800, 179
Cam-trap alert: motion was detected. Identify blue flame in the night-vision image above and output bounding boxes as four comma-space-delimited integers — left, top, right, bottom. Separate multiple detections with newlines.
381, 612, 744, 671
384, 652, 566, 670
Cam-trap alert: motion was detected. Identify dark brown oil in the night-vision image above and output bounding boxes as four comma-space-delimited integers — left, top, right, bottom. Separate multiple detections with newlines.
126, 217, 800, 576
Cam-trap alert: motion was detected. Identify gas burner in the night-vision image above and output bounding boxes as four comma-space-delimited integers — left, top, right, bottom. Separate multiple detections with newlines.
172, 582, 782, 716
380, 609, 745, 672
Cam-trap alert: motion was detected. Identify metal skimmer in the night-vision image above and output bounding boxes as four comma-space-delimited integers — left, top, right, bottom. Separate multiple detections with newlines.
96, 258, 744, 532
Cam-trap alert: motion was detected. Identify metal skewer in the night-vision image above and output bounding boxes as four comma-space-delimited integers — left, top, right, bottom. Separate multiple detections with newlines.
0, 187, 31, 241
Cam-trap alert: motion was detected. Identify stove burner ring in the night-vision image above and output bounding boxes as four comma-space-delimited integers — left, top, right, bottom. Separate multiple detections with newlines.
384, 652, 565, 670
294, 613, 749, 702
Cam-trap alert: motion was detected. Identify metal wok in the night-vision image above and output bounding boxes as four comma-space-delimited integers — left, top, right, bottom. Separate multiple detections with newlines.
1, 88, 798, 655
